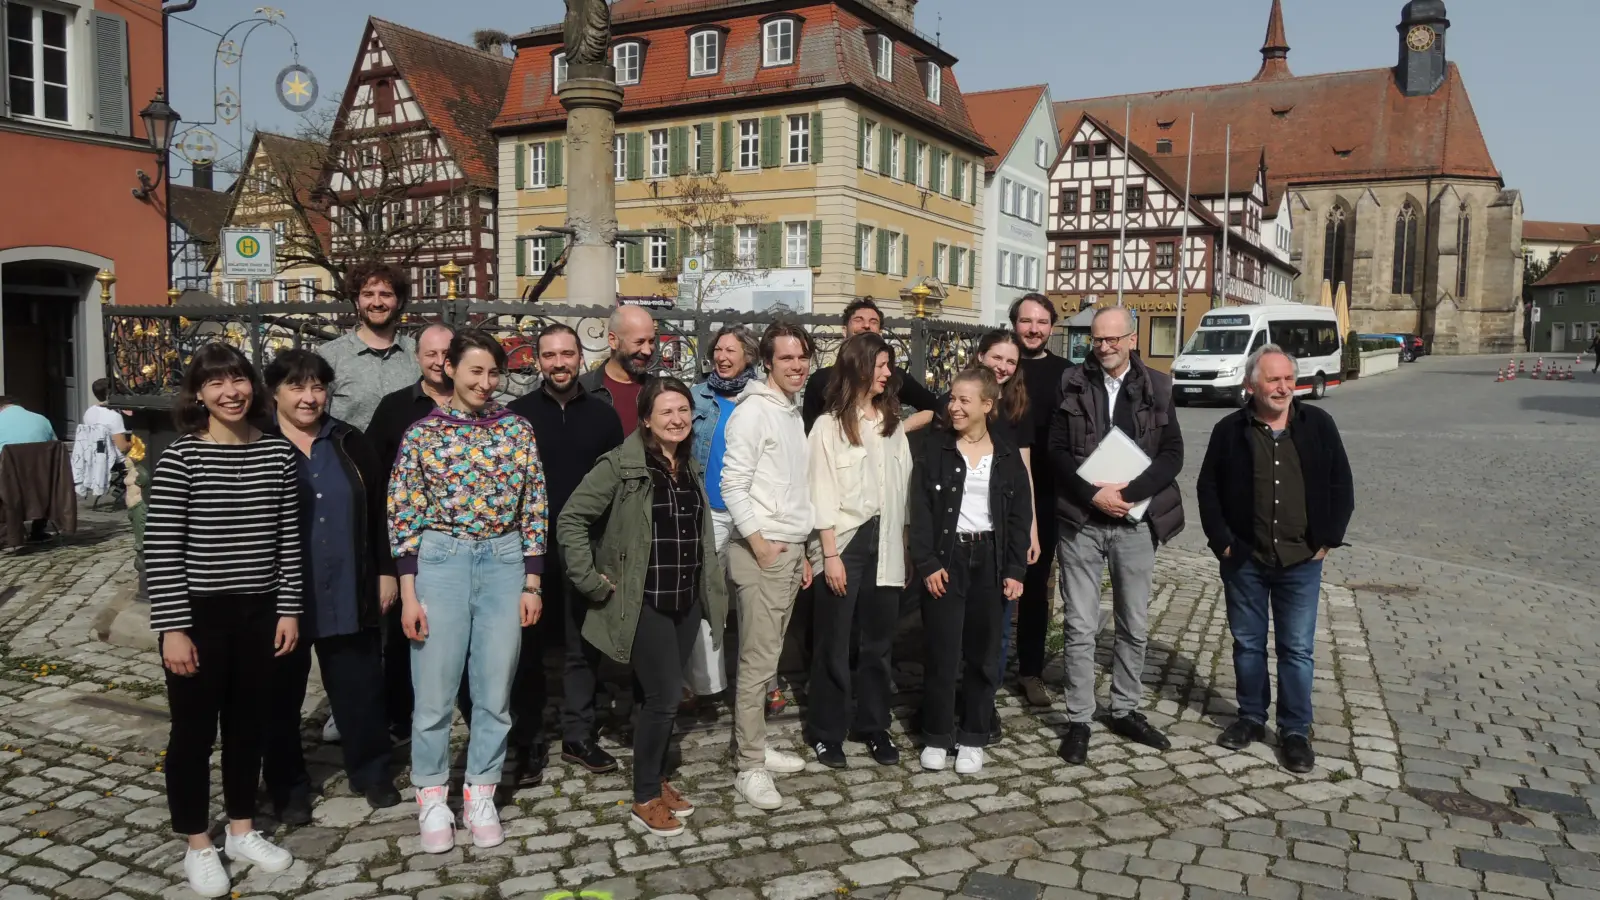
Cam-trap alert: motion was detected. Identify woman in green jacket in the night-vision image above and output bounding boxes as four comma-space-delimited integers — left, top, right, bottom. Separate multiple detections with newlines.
557, 376, 729, 838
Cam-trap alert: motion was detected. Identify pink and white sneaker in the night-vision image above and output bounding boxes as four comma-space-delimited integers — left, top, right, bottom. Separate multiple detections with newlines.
416, 785, 455, 853
462, 783, 504, 848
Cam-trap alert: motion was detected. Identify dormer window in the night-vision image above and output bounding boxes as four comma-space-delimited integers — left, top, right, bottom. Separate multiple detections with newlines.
552, 52, 568, 92
613, 42, 641, 85
873, 34, 893, 80
923, 62, 941, 103
690, 29, 720, 76
763, 18, 795, 66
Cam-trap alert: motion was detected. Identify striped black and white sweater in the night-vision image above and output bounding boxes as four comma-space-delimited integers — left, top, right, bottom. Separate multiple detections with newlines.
145, 433, 305, 632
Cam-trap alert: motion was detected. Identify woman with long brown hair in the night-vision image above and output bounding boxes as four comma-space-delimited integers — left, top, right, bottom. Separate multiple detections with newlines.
558, 376, 729, 837
803, 332, 913, 768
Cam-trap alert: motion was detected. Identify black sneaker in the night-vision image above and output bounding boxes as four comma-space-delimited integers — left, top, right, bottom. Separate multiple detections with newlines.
1280, 733, 1316, 774
862, 732, 900, 766
509, 743, 547, 787
362, 782, 402, 810
1217, 719, 1266, 752
561, 740, 618, 774
1058, 723, 1091, 765
275, 792, 312, 827
812, 740, 846, 769
988, 710, 1004, 747
1107, 711, 1172, 751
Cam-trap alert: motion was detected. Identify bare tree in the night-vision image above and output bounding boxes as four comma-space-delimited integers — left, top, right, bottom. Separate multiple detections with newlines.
652, 172, 772, 312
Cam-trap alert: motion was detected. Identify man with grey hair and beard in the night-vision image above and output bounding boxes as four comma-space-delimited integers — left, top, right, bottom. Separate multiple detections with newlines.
1197, 345, 1353, 773
1047, 306, 1184, 766
578, 304, 658, 435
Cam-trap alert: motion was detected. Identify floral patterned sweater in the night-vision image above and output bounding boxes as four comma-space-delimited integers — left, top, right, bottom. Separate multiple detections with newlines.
387, 403, 547, 575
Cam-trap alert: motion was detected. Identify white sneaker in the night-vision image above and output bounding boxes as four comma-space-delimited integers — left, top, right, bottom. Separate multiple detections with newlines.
920, 746, 949, 771
462, 783, 504, 848
322, 716, 341, 743
734, 769, 783, 810
955, 745, 984, 775
183, 847, 230, 898
223, 830, 292, 873
763, 746, 806, 774
416, 785, 455, 854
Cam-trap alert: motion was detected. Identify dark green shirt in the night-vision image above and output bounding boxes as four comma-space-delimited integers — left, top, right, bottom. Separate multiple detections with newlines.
1248, 418, 1315, 568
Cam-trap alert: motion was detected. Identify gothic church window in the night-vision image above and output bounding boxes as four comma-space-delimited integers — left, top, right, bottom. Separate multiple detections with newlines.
1392, 203, 1419, 294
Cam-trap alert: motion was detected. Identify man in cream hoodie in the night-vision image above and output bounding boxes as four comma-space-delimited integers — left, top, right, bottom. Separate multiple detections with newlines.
721, 322, 817, 810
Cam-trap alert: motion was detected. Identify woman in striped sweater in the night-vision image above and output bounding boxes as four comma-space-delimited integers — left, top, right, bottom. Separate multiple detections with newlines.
145, 343, 303, 899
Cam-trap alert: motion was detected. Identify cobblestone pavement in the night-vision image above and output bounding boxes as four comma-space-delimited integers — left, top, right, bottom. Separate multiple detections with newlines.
1, 355, 1598, 900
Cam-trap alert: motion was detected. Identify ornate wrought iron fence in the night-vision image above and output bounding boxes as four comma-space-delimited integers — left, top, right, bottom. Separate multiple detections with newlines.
103, 300, 993, 407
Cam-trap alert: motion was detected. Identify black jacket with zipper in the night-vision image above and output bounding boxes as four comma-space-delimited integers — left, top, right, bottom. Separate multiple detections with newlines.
267, 417, 394, 631
908, 428, 1034, 585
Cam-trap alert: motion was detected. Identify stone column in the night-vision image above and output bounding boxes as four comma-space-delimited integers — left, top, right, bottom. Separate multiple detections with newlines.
559, 68, 624, 307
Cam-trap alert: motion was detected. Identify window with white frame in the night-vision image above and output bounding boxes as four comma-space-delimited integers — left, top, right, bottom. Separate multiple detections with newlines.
916, 143, 928, 187
690, 30, 720, 75
763, 19, 795, 66
648, 235, 668, 271
998, 250, 1011, 286
924, 62, 941, 103
1010, 253, 1022, 288
1589, 287, 1598, 305
1036, 138, 1049, 168
737, 224, 758, 267
874, 34, 893, 80
1555, 290, 1566, 306
788, 114, 810, 164
1000, 178, 1013, 215
859, 225, 874, 270
527, 143, 547, 188
552, 52, 568, 92
272, 220, 288, 240
957, 247, 970, 286
613, 134, 626, 180
650, 129, 669, 177
862, 121, 876, 171
529, 240, 548, 273
889, 132, 903, 179
616, 242, 627, 273
274, 279, 290, 303
5, 2, 70, 123
613, 42, 641, 85
886, 231, 902, 275
445, 195, 467, 228
422, 267, 441, 297
227, 282, 246, 304
785, 222, 809, 267
688, 227, 713, 257
300, 277, 319, 299
933, 243, 948, 281
738, 119, 760, 169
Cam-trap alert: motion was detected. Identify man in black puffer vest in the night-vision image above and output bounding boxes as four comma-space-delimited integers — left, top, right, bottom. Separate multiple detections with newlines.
1047, 307, 1184, 766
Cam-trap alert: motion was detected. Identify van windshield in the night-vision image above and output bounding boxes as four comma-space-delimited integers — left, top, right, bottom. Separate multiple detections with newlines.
1182, 328, 1252, 355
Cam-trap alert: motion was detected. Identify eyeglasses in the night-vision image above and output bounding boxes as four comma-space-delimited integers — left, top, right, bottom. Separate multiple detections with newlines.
1089, 332, 1134, 347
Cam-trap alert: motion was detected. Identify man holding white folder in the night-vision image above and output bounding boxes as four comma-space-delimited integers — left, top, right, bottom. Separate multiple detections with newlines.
1047, 307, 1185, 766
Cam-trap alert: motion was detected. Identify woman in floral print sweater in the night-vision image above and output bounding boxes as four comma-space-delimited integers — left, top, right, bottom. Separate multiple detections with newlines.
388, 329, 547, 853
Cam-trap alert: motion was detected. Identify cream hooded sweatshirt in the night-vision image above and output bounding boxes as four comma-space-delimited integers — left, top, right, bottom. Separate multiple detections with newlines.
719, 378, 813, 544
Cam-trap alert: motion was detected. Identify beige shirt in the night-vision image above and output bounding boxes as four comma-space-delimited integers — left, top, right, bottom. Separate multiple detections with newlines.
806, 408, 912, 587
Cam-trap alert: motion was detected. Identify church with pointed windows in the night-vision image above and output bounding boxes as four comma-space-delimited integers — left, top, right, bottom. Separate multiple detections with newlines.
1054, 0, 1523, 354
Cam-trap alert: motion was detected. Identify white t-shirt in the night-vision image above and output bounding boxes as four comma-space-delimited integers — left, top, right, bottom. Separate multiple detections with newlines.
81, 405, 127, 435
957, 453, 994, 534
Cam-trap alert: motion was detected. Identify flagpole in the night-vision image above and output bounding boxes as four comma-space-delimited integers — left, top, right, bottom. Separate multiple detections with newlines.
1115, 100, 1131, 308
1176, 112, 1194, 350
1219, 124, 1232, 309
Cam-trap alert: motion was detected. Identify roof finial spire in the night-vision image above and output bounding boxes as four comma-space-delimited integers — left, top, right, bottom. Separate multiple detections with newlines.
1254, 0, 1292, 81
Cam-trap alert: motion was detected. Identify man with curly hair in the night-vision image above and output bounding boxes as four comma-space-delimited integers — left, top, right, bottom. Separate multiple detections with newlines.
317, 262, 419, 431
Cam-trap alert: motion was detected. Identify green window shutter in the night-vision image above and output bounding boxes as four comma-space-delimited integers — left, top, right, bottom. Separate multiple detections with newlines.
761, 116, 781, 168
756, 224, 772, 268
879, 130, 892, 173
714, 225, 735, 269
670, 126, 689, 176
948, 245, 959, 284
900, 233, 909, 276
627, 132, 644, 180
666, 229, 679, 268
697, 123, 714, 173
758, 222, 781, 268
904, 138, 916, 184
931, 153, 943, 195
876, 229, 890, 275
966, 249, 975, 288
858, 119, 868, 169
809, 220, 823, 267
969, 160, 978, 203
514, 144, 526, 190
812, 111, 824, 164
955, 160, 967, 202
548, 139, 564, 187
515, 237, 527, 276
626, 240, 644, 273
855, 225, 866, 269
720, 120, 734, 171
550, 235, 567, 261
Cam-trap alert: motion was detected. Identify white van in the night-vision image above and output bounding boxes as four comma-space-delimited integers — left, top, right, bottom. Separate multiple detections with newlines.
1170, 304, 1343, 406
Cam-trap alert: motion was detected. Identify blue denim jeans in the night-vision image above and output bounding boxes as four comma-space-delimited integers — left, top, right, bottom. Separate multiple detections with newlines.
410, 530, 525, 787
1221, 557, 1323, 736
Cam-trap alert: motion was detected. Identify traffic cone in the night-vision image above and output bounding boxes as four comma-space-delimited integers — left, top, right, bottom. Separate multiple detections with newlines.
1496, 368, 1505, 382
1520, 360, 1527, 374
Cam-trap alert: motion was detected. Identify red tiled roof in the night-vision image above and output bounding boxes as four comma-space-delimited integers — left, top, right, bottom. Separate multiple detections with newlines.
168, 184, 231, 247
1523, 221, 1600, 244
610, 0, 718, 16
494, 3, 992, 155
1073, 112, 1227, 235
1533, 243, 1600, 287
1149, 148, 1264, 199
369, 18, 511, 189
965, 84, 1047, 172
235, 132, 334, 248
1057, 63, 1499, 190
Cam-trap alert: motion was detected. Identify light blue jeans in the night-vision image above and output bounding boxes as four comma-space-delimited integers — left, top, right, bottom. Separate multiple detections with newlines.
411, 530, 525, 787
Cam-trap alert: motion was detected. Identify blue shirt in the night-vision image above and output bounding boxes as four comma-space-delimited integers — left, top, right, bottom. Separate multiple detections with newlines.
703, 395, 737, 511
0, 405, 55, 452
297, 419, 360, 638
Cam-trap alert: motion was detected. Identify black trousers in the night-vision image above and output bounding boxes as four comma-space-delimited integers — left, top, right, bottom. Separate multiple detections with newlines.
383, 602, 412, 735
1016, 507, 1058, 679
163, 593, 277, 835
507, 608, 548, 751
263, 627, 392, 802
629, 598, 701, 804
560, 556, 607, 744
806, 517, 898, 745
921, 538, 1004, 749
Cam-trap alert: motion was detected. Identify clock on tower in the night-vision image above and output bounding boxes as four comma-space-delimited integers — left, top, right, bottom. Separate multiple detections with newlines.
1396, 0, 1450, 97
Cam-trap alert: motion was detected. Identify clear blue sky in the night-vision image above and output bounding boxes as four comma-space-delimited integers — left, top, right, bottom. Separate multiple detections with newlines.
167, 0, 1597, 222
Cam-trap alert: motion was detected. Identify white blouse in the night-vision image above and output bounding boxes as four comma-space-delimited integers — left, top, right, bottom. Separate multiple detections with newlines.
957, 453, 994, 534
806, 408, 912, 587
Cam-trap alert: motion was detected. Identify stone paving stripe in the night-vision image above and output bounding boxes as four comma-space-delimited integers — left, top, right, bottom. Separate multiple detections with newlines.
1457, 849, 1556, 881
960, 871, 1043, 900
1563, 818, 1600, 836
1513, 789, 1593, 817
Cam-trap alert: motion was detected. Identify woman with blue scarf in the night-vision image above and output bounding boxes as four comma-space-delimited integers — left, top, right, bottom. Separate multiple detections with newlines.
686, 325, 770, 709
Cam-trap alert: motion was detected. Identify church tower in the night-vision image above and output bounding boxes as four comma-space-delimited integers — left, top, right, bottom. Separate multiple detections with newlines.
1395, 0, 1449, 96
1253, 0, 1292, 81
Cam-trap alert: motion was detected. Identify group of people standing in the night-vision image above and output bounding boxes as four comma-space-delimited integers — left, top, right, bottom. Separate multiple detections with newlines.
146, 267, 1353, 899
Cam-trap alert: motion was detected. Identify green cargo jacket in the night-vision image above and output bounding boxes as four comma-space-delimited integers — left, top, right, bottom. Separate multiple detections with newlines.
556, 431, 729, 665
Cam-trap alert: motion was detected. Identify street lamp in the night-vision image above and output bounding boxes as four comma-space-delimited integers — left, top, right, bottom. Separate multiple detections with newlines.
132, 89, 181, 201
